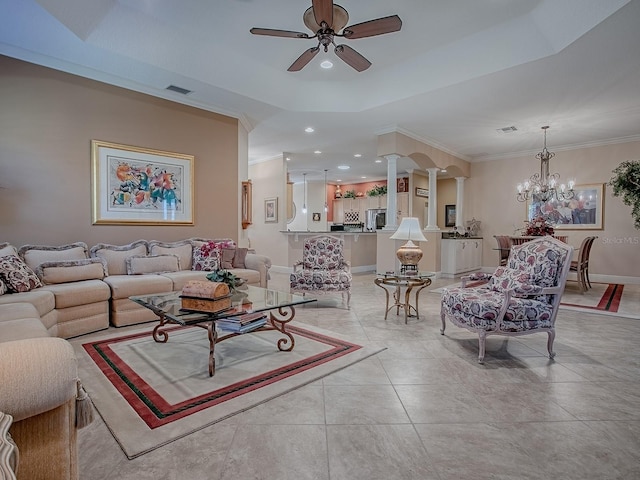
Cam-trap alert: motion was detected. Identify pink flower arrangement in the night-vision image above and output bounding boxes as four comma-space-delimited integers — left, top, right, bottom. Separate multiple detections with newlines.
524, 215, 555, 236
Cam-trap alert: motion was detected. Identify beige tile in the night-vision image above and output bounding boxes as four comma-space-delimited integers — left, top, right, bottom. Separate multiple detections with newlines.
324, 385, 411, 424
327, 424, 438, 480
220, 425, 329, 480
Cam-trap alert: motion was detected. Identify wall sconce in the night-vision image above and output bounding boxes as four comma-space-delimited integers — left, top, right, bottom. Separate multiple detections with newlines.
241, 180, 252, 229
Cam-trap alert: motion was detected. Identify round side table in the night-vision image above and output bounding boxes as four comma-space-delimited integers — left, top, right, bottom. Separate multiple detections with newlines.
374, 274, 432, 324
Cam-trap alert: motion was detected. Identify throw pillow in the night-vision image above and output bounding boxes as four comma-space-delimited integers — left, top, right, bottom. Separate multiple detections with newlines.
221, 248, 236, 270
89, 240, 148, 275
126, 254, 181, 275
0, 277, 7, 296
0, 254, 43, 293
148, 240, 194, 271
232, 247, 249, 269
192, 242, 221, 271
35, 258, 108, 284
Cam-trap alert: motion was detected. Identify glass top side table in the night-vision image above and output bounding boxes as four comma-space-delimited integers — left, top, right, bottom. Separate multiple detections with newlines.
374, 271, 434, 324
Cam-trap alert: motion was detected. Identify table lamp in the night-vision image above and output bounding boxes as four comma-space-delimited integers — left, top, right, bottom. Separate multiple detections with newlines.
389, 217, 427, 273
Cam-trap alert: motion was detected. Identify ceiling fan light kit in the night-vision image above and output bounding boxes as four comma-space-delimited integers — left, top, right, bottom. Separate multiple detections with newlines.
250, 0, 402, 72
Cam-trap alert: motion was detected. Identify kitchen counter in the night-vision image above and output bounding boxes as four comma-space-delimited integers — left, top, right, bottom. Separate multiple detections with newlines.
281, 230, 377, 242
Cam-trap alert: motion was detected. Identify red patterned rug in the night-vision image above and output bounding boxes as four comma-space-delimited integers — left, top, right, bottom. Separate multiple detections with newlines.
74, 323, 384, 458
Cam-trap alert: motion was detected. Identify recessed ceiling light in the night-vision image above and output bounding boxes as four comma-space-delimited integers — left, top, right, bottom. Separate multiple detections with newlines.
354, 153, 362, 158
375, 159, 382, 163
320, 60, 333, 69
285, 157, 291, 161
305, 127, 314, 133
337, 165, 350, 170
361, 176, 367, 179
441, 169, 447, 173
314, 150, 321, 154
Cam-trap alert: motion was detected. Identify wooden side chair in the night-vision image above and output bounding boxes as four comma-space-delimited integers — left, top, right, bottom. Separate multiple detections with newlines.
493, 235, 512, 266
570, 236, 598, 293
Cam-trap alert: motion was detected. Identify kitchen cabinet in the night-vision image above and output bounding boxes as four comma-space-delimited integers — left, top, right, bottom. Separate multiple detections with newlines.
441, 238, 483, 276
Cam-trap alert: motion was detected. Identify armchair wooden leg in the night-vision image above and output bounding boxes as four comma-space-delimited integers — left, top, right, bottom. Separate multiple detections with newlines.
440, 311, 446, 335
547, 329, 556, 359
477, 332, 486, 364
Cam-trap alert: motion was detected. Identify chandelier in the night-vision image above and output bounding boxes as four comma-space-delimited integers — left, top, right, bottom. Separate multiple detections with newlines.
516, 126, 575, 203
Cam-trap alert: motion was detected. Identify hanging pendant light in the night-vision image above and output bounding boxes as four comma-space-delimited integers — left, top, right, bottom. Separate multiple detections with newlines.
516, 126, 575, 202
302, 173, 307, 214
323, 169, 328, 212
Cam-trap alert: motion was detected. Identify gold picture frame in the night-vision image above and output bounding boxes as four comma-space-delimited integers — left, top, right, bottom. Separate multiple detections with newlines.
91, 140, 194, 225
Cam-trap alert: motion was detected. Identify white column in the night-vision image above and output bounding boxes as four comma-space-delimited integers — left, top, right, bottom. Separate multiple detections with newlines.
383, 154, 399, 230
426, 168, 439, 231
455, 176, 466, 231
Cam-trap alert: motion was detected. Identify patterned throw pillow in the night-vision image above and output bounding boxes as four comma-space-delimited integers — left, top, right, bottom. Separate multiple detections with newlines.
192, 242, 221, 271
0, 254, 43, 292
0, 276, 7, 295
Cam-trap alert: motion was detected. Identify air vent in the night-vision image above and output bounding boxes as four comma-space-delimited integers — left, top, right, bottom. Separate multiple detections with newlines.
166, 85, 192, 95
497, 126, 518, 133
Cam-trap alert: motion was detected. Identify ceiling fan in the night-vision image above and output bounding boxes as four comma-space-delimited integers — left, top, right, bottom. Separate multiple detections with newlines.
250, 0, 402, 72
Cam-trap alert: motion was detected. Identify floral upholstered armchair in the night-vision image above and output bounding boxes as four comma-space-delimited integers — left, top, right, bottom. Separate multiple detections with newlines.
290, 235, 352, 307
440, 236, 573, 363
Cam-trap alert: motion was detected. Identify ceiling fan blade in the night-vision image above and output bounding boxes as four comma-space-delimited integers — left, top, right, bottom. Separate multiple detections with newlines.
312, 0, 334, 28
288, 47, 320, 72
342, 15, 402, 39
250, 28, 310, 39
334, 44, 371, 72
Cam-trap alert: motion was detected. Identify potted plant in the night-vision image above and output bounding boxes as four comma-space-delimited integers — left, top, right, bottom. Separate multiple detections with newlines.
609, 160, 640, 229
523, 215, 555, 236
343, 189, 356, 199
206, 269, 245, 291
366, 185, 387, 197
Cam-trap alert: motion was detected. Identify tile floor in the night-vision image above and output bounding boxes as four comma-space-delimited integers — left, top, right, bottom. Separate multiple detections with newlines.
78, 272, 640, 479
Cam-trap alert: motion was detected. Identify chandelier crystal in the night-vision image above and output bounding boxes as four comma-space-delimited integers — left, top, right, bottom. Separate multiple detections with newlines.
516, 126, 575, 203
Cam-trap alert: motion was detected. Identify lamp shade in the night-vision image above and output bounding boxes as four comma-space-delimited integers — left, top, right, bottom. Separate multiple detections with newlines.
390, 218, 427, 242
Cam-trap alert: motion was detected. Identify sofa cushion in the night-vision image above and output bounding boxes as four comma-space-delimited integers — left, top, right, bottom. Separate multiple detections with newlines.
18, 242, 89, 271
34, 258, 107, 285
126, 254, 181, 275
40, 280, 111, 309
90, 240, 148, 275
0, 318, 50, 343
0, 290, 56, 318
148, 240, 194, 271
103, 274, 173, 300
0, 254, 43, 293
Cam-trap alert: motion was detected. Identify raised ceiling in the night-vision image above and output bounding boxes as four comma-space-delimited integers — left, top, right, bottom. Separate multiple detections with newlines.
2, 0, 640, 183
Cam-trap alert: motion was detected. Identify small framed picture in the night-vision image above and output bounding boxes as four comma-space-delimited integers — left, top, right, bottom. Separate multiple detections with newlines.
312, 212, 321, 222
445, 204, 456, 227
265, 197, 278, 223
415, 187, 429, 198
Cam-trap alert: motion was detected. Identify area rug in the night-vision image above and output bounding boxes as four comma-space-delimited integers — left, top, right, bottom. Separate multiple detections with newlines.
73, 323, 384, 459
429, 281, 640, 319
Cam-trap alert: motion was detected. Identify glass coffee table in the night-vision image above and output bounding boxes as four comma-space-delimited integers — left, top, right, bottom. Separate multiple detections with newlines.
131, 285, 316, 376
374, 271, 434, 324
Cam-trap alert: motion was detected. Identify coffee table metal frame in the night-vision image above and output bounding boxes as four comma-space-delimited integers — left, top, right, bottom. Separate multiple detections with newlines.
131, 286, 316, 377
374, 272, 433, 324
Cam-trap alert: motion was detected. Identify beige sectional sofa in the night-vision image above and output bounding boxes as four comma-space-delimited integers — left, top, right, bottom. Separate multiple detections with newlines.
0, 237, 271, 479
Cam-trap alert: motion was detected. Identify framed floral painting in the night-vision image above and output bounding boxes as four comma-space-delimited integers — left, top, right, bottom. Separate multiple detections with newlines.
526, 183, 604, 230
91, 140, 194, 225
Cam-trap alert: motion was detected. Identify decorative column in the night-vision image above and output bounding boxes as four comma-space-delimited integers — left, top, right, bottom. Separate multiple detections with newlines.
383, 154, 399, 230
455, 176, 466, 231
426, 168, 439, 231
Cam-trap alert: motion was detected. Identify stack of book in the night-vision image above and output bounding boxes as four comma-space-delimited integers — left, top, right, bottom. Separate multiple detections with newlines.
216, 311, 267, 333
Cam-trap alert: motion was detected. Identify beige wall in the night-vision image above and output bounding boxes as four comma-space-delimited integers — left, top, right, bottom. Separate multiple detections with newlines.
0, 56, 240, 248
247, 157, 288, 267
467, 141, 640, 278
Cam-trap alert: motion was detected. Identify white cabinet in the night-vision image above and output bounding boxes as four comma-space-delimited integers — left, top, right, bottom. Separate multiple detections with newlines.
441, 239, 483, 276
333, 198, 365, 224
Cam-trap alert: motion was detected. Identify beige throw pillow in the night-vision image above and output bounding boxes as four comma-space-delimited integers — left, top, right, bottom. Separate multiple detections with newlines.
126, 254, 181, 275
